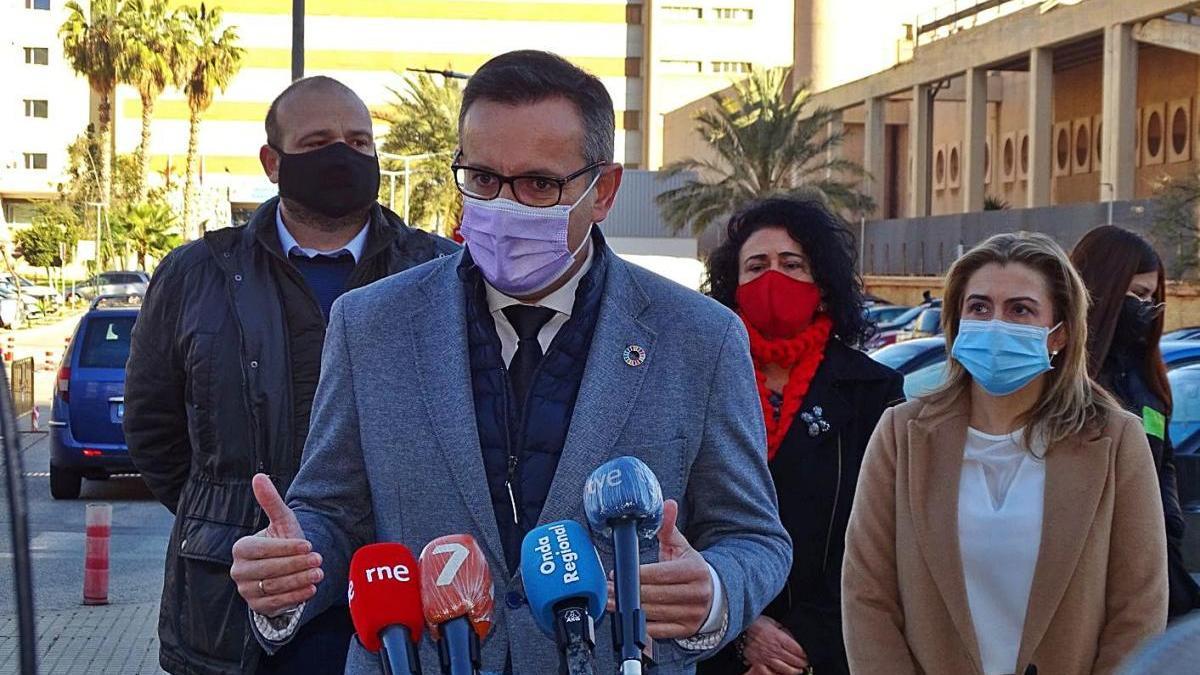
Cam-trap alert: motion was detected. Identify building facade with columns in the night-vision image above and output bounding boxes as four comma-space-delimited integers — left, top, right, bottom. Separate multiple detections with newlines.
666, 0, 1200, 228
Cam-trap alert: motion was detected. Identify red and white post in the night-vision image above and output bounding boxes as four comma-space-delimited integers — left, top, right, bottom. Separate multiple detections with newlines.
83, 503, 111, 605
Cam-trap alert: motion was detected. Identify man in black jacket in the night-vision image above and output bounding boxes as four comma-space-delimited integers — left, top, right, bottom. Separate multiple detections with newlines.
124, 76, 456, 675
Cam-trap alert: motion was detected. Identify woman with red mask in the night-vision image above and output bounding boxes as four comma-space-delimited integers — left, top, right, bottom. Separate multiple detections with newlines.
698, 198, 904, 675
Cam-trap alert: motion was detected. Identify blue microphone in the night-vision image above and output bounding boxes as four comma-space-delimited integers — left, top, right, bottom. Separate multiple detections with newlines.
583, 456, 663, 675
520, 520, 607, 675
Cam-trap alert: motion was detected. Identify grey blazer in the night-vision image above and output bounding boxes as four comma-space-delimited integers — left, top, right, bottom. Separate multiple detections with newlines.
278, 246, 791, 674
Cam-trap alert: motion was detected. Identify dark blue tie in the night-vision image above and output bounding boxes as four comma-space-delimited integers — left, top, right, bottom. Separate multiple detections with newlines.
502, 305, 556, 408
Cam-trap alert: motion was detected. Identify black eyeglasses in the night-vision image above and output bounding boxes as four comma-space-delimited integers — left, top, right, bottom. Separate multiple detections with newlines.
451, 161, 605, 208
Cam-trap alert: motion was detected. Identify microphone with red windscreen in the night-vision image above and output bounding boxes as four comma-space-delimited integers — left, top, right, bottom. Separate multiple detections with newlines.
348, 543, 423, 675
419, 534, 495, 675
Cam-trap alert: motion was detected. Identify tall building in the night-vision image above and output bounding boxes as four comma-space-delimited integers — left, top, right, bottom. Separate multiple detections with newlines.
642, 1, 794, 169
103, 0, 792, 221
0, 0, 91, 240
665, 0, 1200, 243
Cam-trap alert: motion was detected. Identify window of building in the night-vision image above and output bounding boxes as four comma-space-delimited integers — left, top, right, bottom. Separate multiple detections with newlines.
660, 59, 703, 74
662, 6, 702, 20
25, 0, 50, 9
624, 57, 642, 78
24, 47, 49, 65
1172, 106, 1188, 157
23, 100, 48, 118
949, 146, 960, 187
1075, 123, 1090, 168
714, 7, 753, 21
1147, 110, 1163, 158
1055, 126, 1070, 172
1019, 134, 1029, 176
626, 5, 643, 24
712, 61, 752, 74
1095, 121, 1103, 162
23, 153, 47, 170
623, 111, 641, 131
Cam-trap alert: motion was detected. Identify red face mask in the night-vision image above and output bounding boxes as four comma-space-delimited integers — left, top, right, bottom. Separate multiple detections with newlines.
736, 270, 821, 339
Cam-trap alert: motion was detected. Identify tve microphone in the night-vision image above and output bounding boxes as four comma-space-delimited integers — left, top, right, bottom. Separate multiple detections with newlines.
583, 456, 664, 675
348, 543, 423, 675
419, 534, 494, 675
520, 520, 607, 675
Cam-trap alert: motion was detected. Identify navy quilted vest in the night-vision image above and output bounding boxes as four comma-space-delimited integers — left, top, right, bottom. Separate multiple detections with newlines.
458, 238, 608, 570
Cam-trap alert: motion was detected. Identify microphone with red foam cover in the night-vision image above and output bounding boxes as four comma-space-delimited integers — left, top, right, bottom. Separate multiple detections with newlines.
419, 534, 495, 675
348, 543, 423, 675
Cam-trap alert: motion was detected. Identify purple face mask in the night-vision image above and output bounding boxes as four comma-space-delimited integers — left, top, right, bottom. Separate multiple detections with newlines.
459, 174, 599, 297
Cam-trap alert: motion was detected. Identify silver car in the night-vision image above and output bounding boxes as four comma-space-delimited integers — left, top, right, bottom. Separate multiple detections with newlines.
75, 271, 150, 301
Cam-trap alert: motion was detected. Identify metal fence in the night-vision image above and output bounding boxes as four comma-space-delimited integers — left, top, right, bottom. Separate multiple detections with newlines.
861, 199, 1163, 276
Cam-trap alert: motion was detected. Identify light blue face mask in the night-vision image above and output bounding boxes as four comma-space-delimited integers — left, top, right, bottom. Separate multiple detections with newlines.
950, 319, 1062, 396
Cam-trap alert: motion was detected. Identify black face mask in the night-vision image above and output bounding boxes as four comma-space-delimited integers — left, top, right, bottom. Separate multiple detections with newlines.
1111, 295, 1159, 352
272, 142, 380, 218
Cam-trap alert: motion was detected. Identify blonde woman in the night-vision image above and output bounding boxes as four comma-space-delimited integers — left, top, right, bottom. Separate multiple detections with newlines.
842, 232, 1167, 675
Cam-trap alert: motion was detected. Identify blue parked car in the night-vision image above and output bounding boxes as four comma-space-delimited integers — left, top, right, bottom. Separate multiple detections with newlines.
48, 295, 141, 499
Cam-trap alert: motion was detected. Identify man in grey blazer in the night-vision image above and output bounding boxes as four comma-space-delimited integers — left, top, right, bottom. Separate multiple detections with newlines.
229, 50, 790, 674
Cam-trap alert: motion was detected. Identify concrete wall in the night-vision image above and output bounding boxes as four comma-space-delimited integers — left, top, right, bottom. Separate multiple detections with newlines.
864, 275, 1200, 333
860, 199, 1161, 276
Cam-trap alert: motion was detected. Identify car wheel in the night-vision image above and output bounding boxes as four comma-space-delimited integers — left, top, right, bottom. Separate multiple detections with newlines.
50, 465, 82, 500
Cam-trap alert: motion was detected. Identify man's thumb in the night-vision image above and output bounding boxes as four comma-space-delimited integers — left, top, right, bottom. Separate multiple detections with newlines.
252, 473, 299, 536
657, 499, 689, 559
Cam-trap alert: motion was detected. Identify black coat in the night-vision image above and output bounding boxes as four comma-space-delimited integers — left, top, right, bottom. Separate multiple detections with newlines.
1099, 348, 1200, 618
700, 339, 904, 674
124, 198, 456, 675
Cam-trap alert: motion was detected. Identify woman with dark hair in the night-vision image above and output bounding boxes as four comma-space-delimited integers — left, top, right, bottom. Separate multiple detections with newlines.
699, 197, 903, 675
1071, 225, 1200, 618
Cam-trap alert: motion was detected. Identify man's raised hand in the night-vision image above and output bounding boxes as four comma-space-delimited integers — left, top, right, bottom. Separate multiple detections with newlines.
230, 474, 322, 616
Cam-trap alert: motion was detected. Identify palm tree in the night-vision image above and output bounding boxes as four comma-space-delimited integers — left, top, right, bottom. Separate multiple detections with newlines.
117, 0, 186, 200
656, 67, 874, 235
376, 72, 463, 234
112, 201, 182, 269
60, 0, 126, 208
178, 3, 243, 237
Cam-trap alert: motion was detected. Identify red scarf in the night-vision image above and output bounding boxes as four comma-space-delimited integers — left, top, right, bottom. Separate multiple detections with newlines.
742, 313, 833, 461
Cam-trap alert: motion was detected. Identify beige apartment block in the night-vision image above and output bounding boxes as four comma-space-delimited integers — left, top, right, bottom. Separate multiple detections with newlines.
666, 0, 1200, 222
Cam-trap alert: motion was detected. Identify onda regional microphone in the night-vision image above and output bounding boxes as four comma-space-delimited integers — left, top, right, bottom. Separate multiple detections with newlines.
520, 520, 607, 675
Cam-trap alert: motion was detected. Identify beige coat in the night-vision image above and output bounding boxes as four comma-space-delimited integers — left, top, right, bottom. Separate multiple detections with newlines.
842, 394, 1167, 675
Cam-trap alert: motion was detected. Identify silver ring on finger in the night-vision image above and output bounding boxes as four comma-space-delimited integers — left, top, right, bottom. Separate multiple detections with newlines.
258, 579, 266, 597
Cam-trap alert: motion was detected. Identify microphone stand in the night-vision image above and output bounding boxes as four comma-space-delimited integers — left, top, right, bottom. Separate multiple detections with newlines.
379, 624, 421, 675
554, 602, 596, 675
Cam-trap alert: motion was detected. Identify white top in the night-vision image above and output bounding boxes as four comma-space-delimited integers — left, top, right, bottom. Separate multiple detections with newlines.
484, 241, 594, 367
275, 206, 369, 263
958, 427, 1046, 675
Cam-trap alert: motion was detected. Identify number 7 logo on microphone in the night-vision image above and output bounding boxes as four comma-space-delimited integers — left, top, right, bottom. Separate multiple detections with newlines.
432, 542, 469, 587
419, 534, 495, 639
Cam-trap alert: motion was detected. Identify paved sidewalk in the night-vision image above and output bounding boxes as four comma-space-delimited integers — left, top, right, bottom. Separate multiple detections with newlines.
0, 602, 165, 674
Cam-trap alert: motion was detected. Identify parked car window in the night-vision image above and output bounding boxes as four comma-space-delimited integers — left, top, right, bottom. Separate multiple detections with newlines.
1169, 364, 1200, 447
78, 316, 135, 369
870, 340, 940, 371
101, 273, 144, 285
914, 309, 942, 334
904, 362, 948, 399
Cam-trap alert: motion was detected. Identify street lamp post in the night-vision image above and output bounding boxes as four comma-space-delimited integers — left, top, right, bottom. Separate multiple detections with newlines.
291, 0, 304, 81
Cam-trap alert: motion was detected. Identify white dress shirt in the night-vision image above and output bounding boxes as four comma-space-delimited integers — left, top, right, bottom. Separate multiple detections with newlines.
958, 427, 1046, 675
275, 206, 369, 263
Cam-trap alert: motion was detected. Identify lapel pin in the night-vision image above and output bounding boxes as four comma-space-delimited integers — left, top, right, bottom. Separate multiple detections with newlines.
623, 345, 647, 367
800, 406, 831, 437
